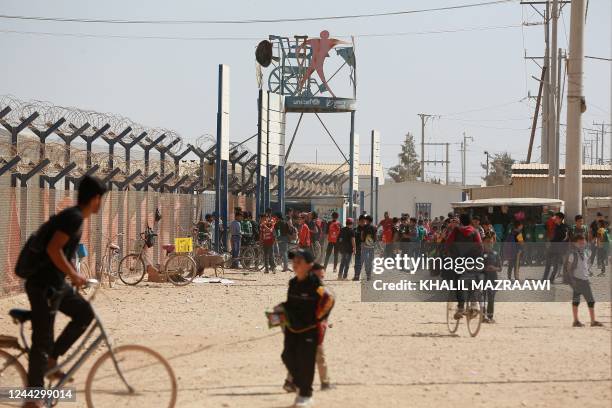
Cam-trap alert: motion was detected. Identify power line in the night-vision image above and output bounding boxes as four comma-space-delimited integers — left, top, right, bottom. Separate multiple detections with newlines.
585, 55, 612, 62
0, 1, 517, 25
0, 29, 258, 41
440, 98, 526, 117
0, 24, 523, 42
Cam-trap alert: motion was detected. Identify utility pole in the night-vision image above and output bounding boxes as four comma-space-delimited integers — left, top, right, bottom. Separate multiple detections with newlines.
592, 122, 610, 164
548, 0, 560, 198
418, 114, 433, 182
445, 143, 450, 185
423, 142, 450, 185
541, 1, 550, 164
564, 0, 586, 219
484, 151, 491, 180
553, 47, 564, 198
461, 132, 473, 187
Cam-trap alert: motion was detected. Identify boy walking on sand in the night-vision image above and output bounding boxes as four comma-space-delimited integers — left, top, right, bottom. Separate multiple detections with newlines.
280, 249, 334, 408
337, 218, 356, 280
284, 263, 334, 393
260, 217, 276, 273
482, 233, 501, 323
565, 234, 604, 327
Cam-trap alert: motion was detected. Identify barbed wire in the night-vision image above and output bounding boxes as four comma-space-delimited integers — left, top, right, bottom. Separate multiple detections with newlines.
0, 95, 185, 154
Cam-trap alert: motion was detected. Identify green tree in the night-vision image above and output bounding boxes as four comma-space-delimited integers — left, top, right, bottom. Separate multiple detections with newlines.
388, 133, 421, 182
482, 152, 515, 186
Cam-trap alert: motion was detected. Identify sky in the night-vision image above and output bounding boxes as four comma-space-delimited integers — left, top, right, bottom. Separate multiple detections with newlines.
0, 0, 610, 184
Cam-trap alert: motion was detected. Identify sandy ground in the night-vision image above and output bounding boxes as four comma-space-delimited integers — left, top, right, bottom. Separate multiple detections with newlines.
0, 268, 610, 408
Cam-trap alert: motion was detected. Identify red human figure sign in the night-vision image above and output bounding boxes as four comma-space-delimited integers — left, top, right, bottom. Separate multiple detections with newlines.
296, 30, 348, 98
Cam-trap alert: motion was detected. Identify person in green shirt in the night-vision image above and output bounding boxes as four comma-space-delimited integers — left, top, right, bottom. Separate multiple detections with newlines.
241, 212, 253, 245
569, 214, 588, 242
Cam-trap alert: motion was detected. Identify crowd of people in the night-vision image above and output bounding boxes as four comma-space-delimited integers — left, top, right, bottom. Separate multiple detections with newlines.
225, 207, 609, 280
14, 178, 609, 408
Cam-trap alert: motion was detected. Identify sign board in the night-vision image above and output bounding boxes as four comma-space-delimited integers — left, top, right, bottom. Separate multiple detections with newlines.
352, 133, 360, 194
259, 91, 269, 176
218, 64, 230, 161
284, 96, 356, 113
267, 92, 286, 166
372, 130, 384, 185
174, 237, 193, 253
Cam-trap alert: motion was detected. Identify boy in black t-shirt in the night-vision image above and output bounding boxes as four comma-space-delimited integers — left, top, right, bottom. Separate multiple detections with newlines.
337, 218, 356, 280
20, 176, 107, 408
482, 233, 501, 323
280, 249, 334, 408
361, 215, 378, 281
353, 215, 366, 281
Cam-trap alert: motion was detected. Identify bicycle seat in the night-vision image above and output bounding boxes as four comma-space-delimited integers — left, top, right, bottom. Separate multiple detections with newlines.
9, 309, 32, 323
109, 243, 120, 250
162, 244, 175, 253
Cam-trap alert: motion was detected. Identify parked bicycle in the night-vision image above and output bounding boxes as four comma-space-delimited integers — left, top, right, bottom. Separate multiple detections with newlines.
96, 232, 122, 288
0, 279, 177, 407
118, 226, 198, 286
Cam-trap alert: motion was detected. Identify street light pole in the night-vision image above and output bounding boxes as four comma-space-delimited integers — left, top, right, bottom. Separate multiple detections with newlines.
484, 151, 490, 180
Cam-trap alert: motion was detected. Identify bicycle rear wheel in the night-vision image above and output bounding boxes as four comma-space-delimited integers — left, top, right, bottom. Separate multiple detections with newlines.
165, 254, 197, 286
250, 246, 265, 272
118, 254, 146, 286
0, 349, 27, 405
446, 301, 460, 334
107, 252, 120, 288
85, 344, 177, 408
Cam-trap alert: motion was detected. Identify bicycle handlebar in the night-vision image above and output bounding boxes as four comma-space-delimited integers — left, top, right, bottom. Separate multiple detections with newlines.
49, 279, 99, 313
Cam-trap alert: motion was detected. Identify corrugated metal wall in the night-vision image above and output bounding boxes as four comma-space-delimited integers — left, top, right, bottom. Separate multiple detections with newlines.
469, 177, 611, 200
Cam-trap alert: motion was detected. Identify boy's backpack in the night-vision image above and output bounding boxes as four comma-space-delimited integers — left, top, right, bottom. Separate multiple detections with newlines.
450, 228, 481, 259
15, 234, 44, 279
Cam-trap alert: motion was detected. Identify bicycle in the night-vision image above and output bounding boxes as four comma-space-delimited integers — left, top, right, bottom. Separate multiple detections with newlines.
96, 232, 123, 288
0, 280, 177, 407
118, 227, 198, 286
445, 274, 484, 337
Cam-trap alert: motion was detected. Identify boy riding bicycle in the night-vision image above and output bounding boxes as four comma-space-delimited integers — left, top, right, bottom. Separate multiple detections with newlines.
16, 176, 107, 408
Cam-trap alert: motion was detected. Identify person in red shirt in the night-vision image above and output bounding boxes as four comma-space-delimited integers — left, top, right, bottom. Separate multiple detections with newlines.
378, 211, 395, 257
445, 214, 484, 318
323, 212, 342, 273
297, 214, 311, 249
545, 211, 556, 241
260, 217, 276, 273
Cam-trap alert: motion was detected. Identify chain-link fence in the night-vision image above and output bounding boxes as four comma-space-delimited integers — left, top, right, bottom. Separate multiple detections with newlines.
0, 185, 215, 297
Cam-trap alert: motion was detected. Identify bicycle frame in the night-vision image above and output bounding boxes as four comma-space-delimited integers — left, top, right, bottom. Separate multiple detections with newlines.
15, 286, 135, 406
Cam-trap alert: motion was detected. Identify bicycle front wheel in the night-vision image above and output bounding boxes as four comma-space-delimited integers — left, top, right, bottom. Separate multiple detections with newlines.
118, 254, 146, 286
446, 301, 460, 334
0, 349, 27, 406
466, 300, 483, 337
85, 344, 177, 408
165, 254, 197, 286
